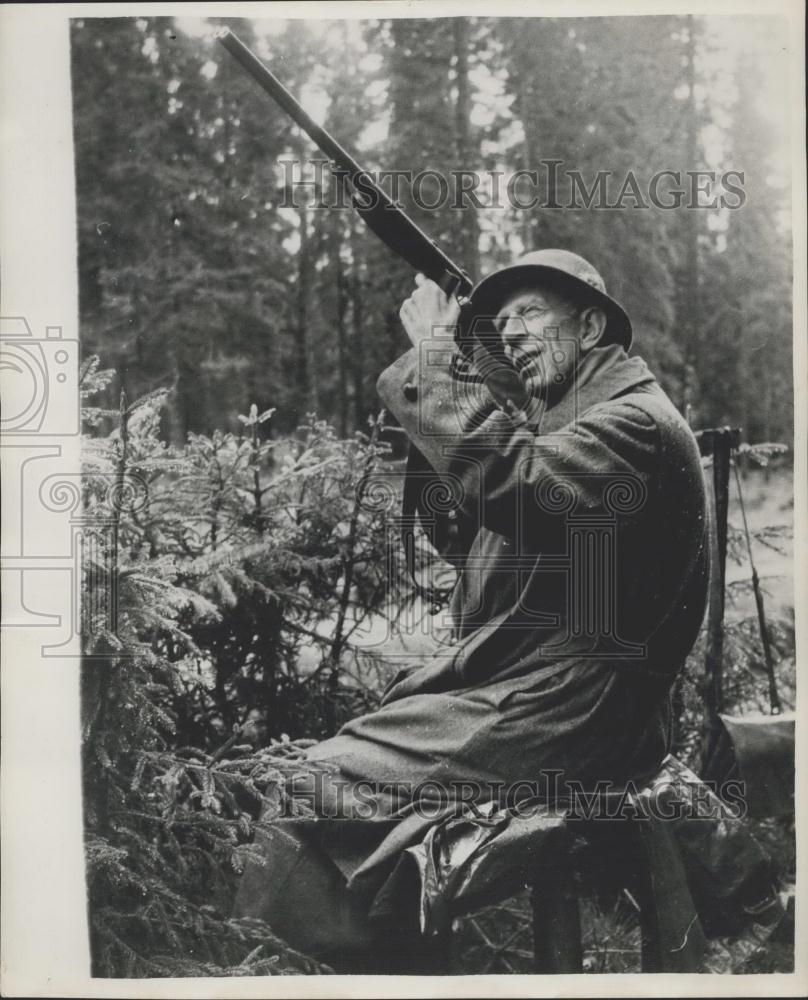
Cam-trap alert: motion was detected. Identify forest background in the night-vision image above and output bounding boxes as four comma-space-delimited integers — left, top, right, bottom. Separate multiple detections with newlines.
72, 13, 795, 978
73, 13, 792, 444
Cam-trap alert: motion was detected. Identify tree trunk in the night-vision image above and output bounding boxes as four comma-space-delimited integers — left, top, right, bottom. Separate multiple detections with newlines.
335, 231, 349, 436
453, 17, 480, 279
295, 203, 313, 417
680, 15, 700, 412
349, 223, 366, 428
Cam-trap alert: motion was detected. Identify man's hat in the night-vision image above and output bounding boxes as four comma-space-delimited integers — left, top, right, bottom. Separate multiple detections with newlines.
468, 248, 633, 350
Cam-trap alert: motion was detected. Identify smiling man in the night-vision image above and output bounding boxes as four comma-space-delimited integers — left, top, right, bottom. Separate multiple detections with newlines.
234, 249, 711, 971
367, 247, 708, 725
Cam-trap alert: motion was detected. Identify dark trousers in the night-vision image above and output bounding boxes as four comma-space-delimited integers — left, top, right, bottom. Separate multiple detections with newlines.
232, 819, 448, 974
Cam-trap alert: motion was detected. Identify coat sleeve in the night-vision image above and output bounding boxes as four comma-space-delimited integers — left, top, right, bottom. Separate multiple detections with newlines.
377, 348, 660, 536
376, 343, 498, 475
449, 402, 661, 536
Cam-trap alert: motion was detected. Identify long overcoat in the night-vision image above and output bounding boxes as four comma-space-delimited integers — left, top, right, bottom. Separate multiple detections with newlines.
234, 341, 711, 957
308, 342, 709, 790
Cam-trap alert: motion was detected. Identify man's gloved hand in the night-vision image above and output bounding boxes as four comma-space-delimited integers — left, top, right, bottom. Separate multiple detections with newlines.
399, 273, 461, 348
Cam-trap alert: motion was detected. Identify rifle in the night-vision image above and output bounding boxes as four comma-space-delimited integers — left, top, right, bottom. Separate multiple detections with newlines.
217, 28, 527, 601
217, 28, 473, 301
217, 29, 528, 404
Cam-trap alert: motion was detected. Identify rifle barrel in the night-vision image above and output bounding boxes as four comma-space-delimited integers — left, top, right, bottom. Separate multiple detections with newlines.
217, 28, 365, 181
216, 28, 473, 296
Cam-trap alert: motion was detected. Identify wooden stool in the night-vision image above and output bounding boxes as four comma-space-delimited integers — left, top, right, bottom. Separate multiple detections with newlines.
413, 755, 779, 974
401, 795, 780, 975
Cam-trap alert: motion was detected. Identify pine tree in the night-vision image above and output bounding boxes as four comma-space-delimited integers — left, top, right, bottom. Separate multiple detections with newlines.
80, 358, 403, 975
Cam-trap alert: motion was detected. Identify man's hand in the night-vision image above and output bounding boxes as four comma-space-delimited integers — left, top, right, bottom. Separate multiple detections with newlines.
399, 273, 461, 348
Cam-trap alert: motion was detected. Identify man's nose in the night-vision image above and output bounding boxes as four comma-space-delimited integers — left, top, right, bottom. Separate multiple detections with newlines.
500, 316, 524, 343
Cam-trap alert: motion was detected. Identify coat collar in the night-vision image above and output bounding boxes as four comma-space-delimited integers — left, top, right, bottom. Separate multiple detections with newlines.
536, 343, 657, 436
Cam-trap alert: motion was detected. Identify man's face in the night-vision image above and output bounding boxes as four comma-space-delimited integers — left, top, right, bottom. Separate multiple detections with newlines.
494, 285, 583, 394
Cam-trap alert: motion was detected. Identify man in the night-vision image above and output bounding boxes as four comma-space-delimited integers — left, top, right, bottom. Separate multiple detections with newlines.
234, 249, 710, 971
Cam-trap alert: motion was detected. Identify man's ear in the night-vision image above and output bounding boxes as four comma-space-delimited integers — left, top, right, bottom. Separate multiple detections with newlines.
579, 306, 608, 350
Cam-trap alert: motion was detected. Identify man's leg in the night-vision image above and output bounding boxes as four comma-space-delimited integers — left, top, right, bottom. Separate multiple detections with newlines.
233, 818, 380, 972
233, 817, 453, 974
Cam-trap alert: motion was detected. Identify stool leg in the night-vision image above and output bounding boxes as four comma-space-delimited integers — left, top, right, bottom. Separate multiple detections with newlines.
531, 851, 582, 973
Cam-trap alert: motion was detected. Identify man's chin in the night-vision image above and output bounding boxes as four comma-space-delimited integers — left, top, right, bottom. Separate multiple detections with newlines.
522, 375, 552, 405
504, 354, 560, 407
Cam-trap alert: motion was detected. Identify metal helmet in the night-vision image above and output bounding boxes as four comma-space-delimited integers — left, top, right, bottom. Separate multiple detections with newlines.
468, 248, 633, 350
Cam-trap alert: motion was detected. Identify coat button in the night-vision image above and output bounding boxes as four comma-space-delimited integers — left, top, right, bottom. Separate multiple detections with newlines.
403, 381, 418, 401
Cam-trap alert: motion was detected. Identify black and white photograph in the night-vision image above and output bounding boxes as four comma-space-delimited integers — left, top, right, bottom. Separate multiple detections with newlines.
0, 1, 805, 995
